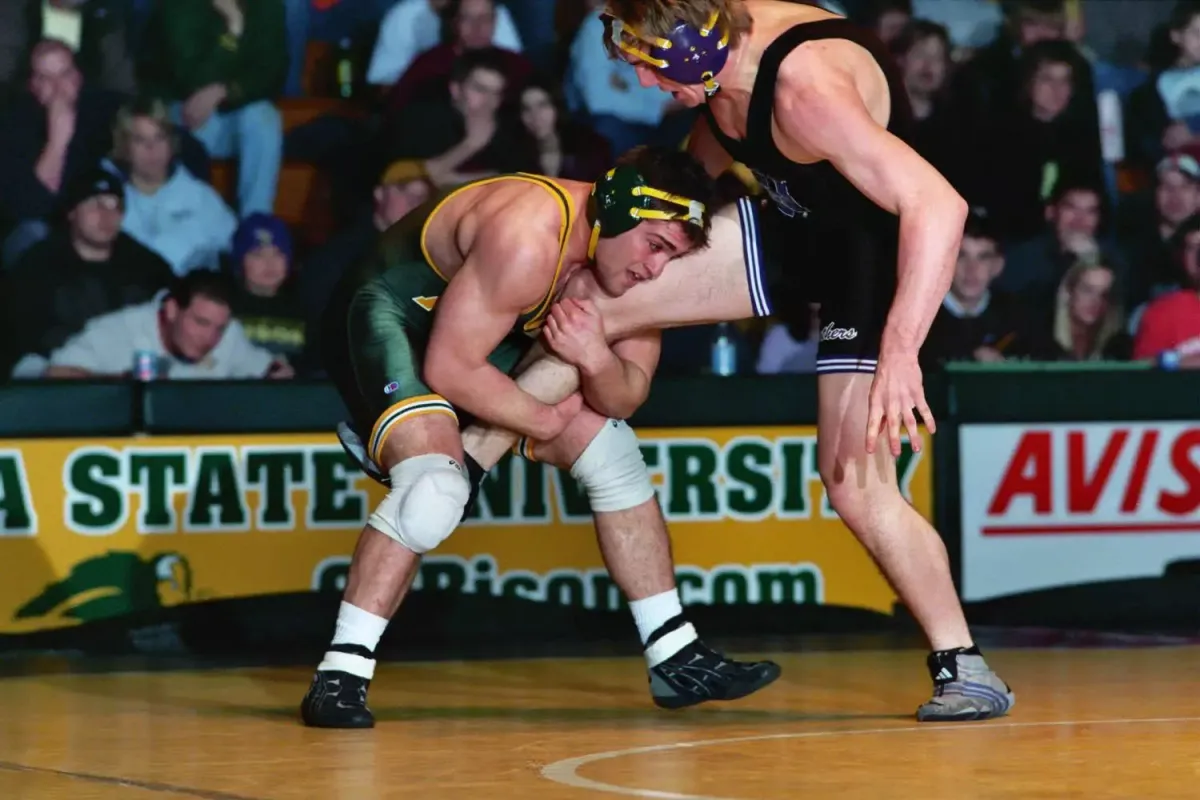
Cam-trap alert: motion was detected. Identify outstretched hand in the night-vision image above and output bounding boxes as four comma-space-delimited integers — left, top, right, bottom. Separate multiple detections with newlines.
865, 350, 935, 456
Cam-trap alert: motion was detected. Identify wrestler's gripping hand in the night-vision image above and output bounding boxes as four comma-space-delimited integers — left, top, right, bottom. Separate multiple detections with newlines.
542, 298, 610, 372
865, 348, 936, 457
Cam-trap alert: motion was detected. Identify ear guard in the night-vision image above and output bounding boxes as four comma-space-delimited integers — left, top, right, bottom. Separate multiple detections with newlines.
605, 9, 730, 97
587, 165, 706, 259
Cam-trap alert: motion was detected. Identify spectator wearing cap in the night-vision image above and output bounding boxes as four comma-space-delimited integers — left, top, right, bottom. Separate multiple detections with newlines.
228, 213, 307, 368
996, 176, 1128, 309
139, 0, 285, 216
110, 97, 238, 276
43, 268, 291, 380
0, 165, 174, 379
1121, 153, 1200, 309
298, 160, 432, 358
0, 39, 122, 266
921, 210, 1053, 369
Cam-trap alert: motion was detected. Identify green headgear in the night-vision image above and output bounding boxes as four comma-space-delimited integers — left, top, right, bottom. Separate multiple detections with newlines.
587, 165, 706, 259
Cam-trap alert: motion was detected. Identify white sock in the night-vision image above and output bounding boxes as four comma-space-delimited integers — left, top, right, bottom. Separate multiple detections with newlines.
629, 589, 685, 645
318, 602, 389, 679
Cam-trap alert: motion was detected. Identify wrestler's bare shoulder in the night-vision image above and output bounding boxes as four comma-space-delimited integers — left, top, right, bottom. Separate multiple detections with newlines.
424, 177, 587, 284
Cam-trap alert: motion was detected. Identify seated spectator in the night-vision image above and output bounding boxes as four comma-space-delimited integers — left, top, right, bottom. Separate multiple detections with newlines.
366, 0, 521, 88
1126, 2, 1200, 170
756, 303, 821, 375
298, 160, 432, 350
892, 20, 961, 184
1132, 233, 1200, 367
139, 0, 285, 216
385, 0, 532, 115
997, 177, 1127, 305
964, 40, 1105, 241
565, 0, 681, 158
1048, 261, 1131, 361
0, 0, 137, 97
44, 269, 291, 380
910, 0, 1003, 58
110, 96, 237, 276
0, 39, 121, 266
921, 209, 1051, 369
1121, 154, 1200, 308
518, 77, 610, 182
950, 0, 1096, 135
857, 0, 912, 48
228, 213, 307, 368
389, 49, 534, 188
0, 166, 174, 379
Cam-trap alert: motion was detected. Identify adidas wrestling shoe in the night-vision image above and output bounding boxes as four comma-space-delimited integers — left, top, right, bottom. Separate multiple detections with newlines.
300, 648, 376, 729
916, 646, 1014, 722
645, 618, 782, 710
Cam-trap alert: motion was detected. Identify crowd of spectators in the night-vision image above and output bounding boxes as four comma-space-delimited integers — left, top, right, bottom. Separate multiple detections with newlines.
0, 0, 1197, 386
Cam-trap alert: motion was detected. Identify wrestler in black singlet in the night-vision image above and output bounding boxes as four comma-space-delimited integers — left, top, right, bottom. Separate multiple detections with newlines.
703, 19, 915, 375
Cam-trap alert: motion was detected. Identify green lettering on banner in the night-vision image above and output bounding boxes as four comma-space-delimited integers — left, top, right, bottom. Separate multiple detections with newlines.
470, 555, 496, 596
0, 451, 35, 535
590, 572, 624, 611
676, 567, 706, 605
711, 569, 749, 604
777, 438, 811, 517
186, 449, 248, 530
725, 439, 774, 518
475, 455, 514, 520
129, 451, 186, 532
66, 449, 125, 534
244, 450, 306, 529
500, 571, 540, 601
311, 556, 351, 591
422, 559, 466, 592
896, 440, 920, 500
639, 443, 659, 470
520, 459, 550, 521
544, 572, 586, 606
756, 565, 821, 604
309, 450, 364, 526
552, 466, 591, 522
666, 441, 719, 518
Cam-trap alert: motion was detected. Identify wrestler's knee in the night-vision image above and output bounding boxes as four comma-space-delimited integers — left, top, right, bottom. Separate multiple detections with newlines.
569, 419, 655, 513
367, 454, 470, 553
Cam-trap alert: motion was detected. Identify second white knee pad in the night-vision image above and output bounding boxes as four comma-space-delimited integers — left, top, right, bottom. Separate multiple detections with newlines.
367, 454, 470, 553
570, 420, 655, 513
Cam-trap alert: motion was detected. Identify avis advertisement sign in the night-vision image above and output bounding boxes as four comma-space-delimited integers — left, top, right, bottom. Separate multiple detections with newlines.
960, 422, 1200, 601
0, 427, 929, 633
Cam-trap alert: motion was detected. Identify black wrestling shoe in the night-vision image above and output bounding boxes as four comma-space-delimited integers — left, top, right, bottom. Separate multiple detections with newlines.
300, 668, 375, 729
646, 618, 782, 710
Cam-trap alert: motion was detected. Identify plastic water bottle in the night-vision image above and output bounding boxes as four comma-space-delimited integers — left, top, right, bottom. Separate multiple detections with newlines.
711, 323, 738, 376
336, 38, 354, 99
1158, 348, 1181, 371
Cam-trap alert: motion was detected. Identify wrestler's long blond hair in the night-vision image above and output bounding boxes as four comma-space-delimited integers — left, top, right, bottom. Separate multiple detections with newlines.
602, 0, 753, 57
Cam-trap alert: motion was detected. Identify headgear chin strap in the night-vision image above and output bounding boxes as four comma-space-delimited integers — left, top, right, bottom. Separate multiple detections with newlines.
605, 10, 730, 97
587, 166, 706, 259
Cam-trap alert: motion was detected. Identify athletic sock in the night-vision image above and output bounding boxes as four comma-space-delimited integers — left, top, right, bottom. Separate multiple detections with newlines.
630, 590, 698, 668
317, 602, 389, 680
629, 589, 684, 645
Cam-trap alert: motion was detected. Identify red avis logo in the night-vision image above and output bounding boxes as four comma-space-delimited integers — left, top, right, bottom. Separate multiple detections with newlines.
984, 426, 1200, 536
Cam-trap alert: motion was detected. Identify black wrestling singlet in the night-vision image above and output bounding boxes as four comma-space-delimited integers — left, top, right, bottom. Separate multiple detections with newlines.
702, 18, 914, 305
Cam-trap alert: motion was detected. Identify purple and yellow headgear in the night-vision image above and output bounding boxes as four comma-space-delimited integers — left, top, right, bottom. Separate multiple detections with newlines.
604, 8, 731, 97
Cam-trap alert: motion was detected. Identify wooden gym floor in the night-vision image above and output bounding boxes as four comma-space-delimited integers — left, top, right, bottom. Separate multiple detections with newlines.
2, 646, 1199, 799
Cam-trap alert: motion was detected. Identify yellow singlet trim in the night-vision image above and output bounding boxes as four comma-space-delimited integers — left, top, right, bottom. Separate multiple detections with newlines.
418, 174, 576, 329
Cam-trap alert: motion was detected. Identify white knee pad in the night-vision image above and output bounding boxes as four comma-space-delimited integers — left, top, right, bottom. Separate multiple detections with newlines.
367, 454, 470, 553
570, 420, 655, 513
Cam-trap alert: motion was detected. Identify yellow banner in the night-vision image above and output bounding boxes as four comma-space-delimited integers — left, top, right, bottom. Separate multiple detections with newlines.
0, 427, 929, 633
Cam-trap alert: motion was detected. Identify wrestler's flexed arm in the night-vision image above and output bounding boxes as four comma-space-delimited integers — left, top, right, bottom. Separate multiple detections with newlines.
423, 202, 579, 443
